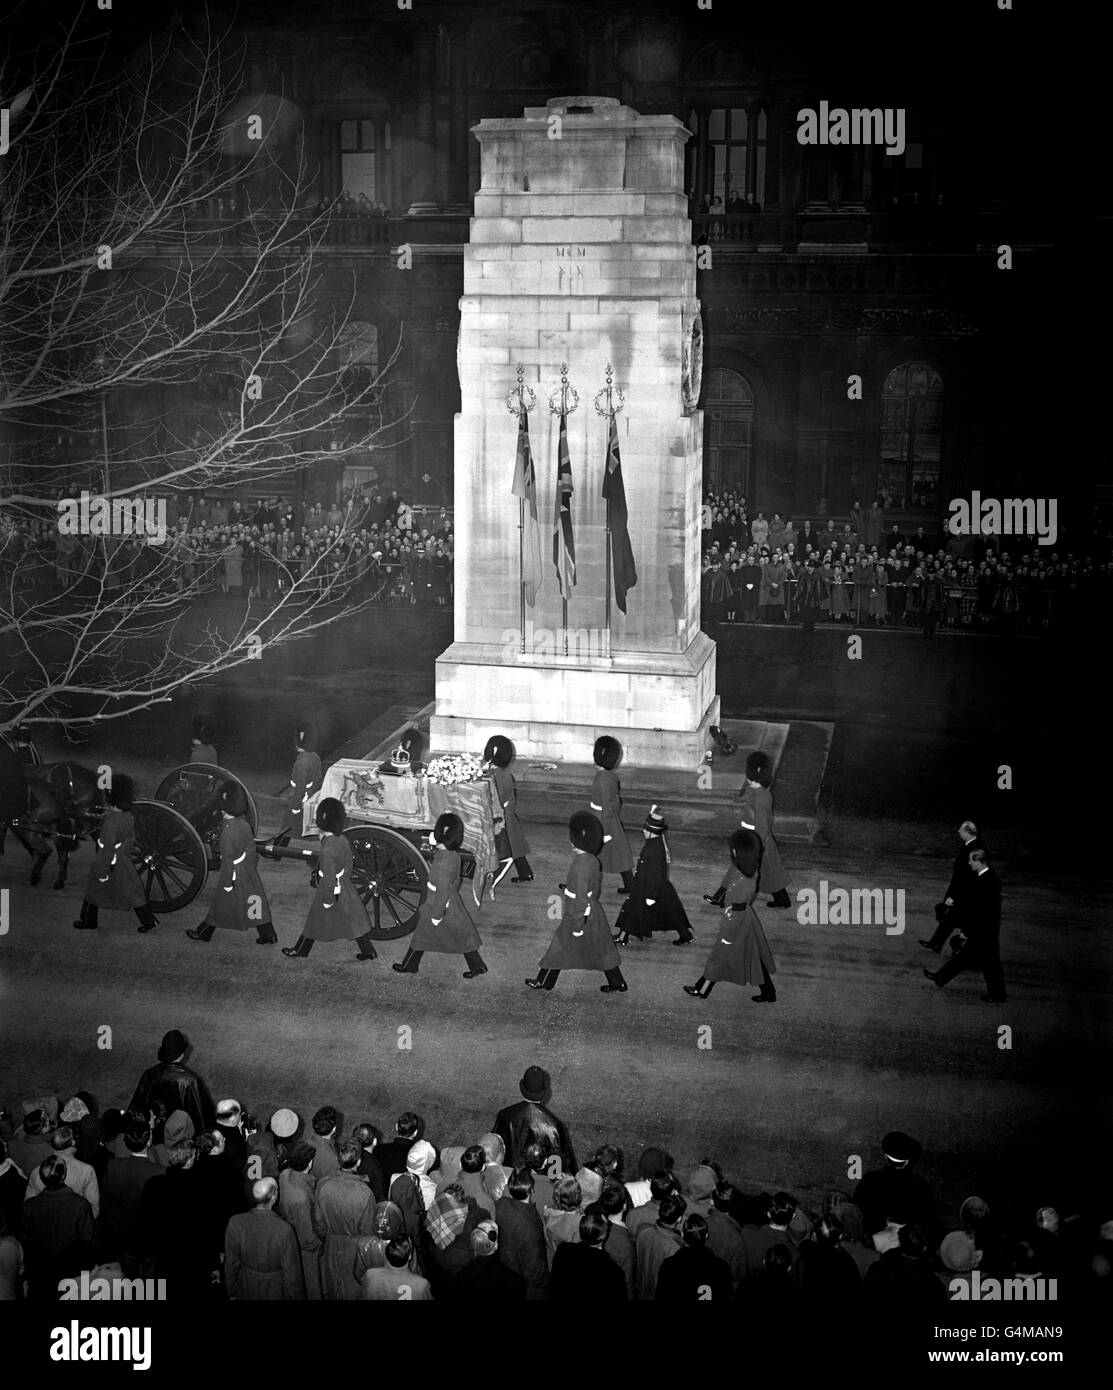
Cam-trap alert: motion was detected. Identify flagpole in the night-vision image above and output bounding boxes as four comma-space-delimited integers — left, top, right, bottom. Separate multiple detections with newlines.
596, 363, 625, 660
508, 364, 535, 655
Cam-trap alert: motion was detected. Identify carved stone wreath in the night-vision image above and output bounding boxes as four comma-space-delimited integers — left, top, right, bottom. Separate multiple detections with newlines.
681, 307, 704, 412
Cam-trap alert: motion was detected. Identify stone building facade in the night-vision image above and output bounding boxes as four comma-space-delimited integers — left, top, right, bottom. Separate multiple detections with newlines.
129, 0, 1053, 524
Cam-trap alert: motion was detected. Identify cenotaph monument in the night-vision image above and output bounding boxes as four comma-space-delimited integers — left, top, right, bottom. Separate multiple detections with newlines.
431, 96, 718, 769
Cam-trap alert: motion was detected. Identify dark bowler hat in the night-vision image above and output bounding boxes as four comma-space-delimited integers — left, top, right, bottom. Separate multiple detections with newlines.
107, 774, 135, 810
729, 829, 762, 878
519, 1066, 550, 1103
483, 735, 514, 768
881, 1131, 922, 1166
315, 797, 346, 835
593, 735, 621, 771
570, 810, 604, 856
219, 781, 249, 818
433, 812, 464, 851
157, 1029, 189, 1063
296, 721, 318, 752
745, 750, 773, 787
643, 805, 667, 835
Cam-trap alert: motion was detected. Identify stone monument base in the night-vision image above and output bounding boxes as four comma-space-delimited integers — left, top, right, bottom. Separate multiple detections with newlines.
431, 633, 720, 770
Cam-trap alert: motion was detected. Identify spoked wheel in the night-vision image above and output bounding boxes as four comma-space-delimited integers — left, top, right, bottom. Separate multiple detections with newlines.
131, 801, 208, 914
154, 764, 258, 868
345, 825, 427, 940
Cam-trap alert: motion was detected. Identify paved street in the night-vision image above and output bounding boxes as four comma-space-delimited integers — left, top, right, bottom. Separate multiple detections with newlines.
3, 813, 1108, 1225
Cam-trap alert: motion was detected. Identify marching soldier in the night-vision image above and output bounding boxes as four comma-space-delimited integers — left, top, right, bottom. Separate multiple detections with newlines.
526, 812, 628, 995
281, 798, 378, 962
186, 782, 277, 946
590, 735, 634, 896
72, 774, 160, 935
613, 806, 693, 947
392, 812, 487, 979
703, 752, 792, 910
685, 829, 777, 1002
484, 735, 533, 891
286, 720, 322, 836
189, 715, 219, 766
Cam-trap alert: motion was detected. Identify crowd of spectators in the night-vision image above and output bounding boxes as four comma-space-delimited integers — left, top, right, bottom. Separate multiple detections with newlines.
701, 491, 1110, 634
1, 1047, 1106, 1305
0, 489, 454, 609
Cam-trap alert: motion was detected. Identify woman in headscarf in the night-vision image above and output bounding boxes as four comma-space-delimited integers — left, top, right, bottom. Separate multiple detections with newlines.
388, 1139, 438, 1262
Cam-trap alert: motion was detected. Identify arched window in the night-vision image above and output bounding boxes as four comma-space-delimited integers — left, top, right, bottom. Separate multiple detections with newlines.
702, 367, 755, 496
879, 363, 943, 510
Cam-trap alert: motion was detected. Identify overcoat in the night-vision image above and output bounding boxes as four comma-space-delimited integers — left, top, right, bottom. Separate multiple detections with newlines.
614, 836, 692, 941
314, 1171, 377, 1301
538, 850, 619, 972
287, 748, 322, 825
590, 768, 633, 874
491, 765, 530, 859
410, 846, 482, 954
223, 1207, 304, 1300
277, 1166, 324, 1300
84, 809, 147, 910
868, 566, 888, 618
737, 783, 789, 896
759, 561, 787, 608
703, 869, 777, 987
206, 817, 271, 931
303, 833, 371, 942
852, 560, 873, 612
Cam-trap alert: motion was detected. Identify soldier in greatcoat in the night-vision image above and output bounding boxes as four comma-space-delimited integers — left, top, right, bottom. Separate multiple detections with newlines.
484, 735, 533, 890
589, 735, 633, 896
703, 751, 792, 910
282, 798, 377, 962
286, 720, 322, 834
526, 812, 628, 995
613, 806, 693, 947
189, 714, 219, 766
392, 812, 487, 979
186, 782, 277, 945
72, 774, 159, 934
685, 829, 777, 1002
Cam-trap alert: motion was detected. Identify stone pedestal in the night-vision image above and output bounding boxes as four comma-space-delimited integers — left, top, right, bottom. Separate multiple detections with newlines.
432, 96, 717, 769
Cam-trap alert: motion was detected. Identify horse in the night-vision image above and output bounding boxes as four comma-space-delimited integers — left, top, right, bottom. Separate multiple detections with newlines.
0, 759, 104, 889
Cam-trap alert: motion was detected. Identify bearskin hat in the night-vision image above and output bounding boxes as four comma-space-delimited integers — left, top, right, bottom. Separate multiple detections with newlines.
433, 812, 464, 851
219, 781, 249, 818
296, 720, 318, 753
729, 828, 761, 878
107, 773, 135, 811
570, 810, 604, 856
192, 713, 216, 742
399, 727, 425, 762
745, 750, 773, 787
315, 797, 346, 834
483, 735, 514, 769
593, 735, 621, 771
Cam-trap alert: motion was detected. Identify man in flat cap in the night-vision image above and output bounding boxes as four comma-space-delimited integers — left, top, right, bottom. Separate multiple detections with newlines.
853, 1132, 936, 1240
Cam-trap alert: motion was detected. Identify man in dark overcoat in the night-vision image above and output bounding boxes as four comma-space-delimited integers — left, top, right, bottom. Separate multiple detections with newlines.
491, 1066, 577, 1176
919, 820, 988, 953
924, 849, 1006, 1003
